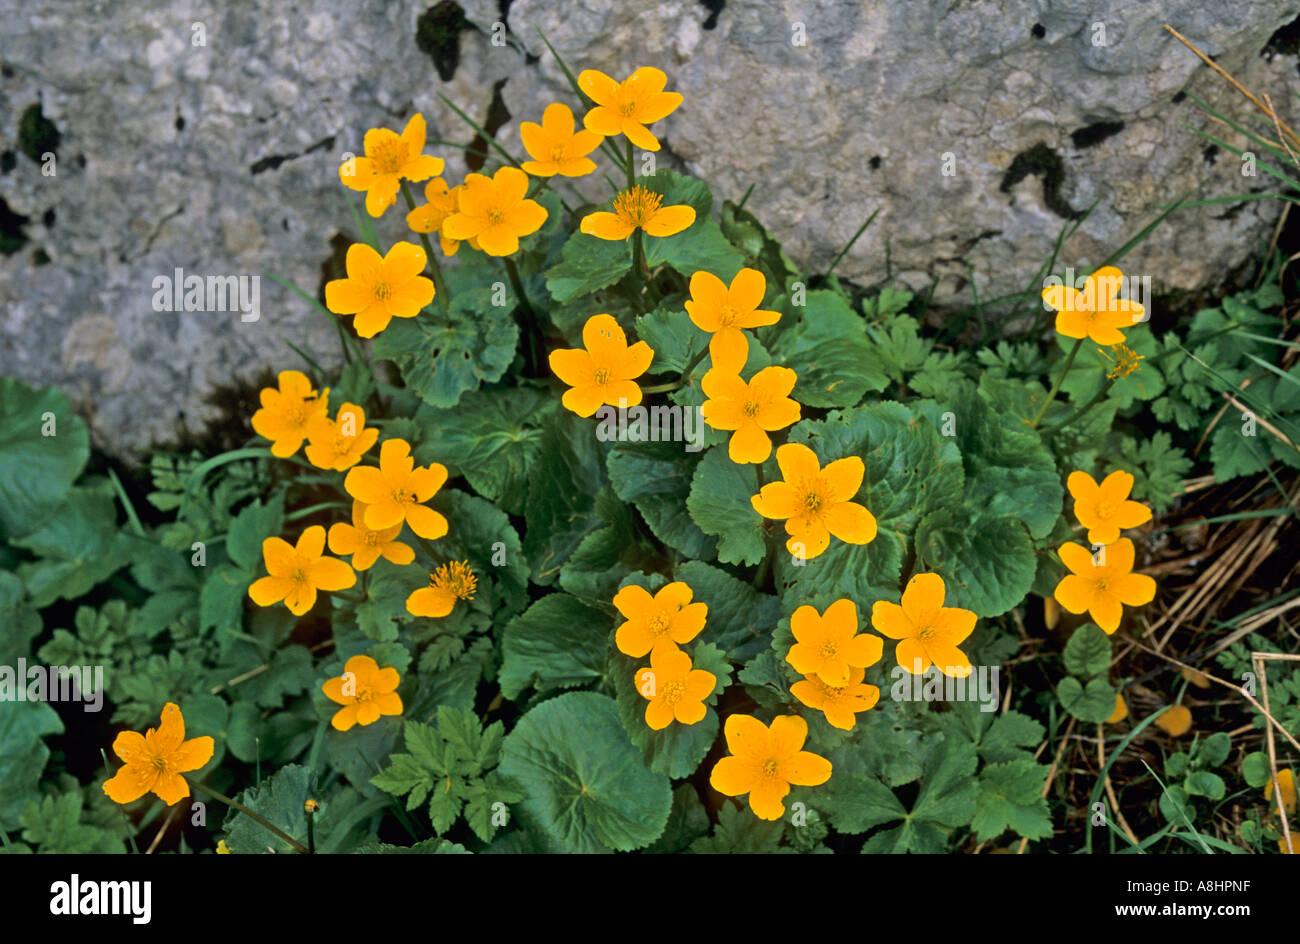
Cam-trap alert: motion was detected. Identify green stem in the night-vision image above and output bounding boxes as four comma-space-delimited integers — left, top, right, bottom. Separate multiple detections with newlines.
503, 256, 537, 322
100, 749, 141, 854
189, 779, 310, 854
624, 138, 636, 191
641, 380, 683, 394
1029, 337, 1084, 429
1041, 382, 1111, 436
306, 804, 316, 854
400, 181, 449, 313
680, 345, 710, 381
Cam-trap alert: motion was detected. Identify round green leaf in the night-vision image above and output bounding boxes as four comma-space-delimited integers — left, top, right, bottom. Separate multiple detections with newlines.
0, 379, 89, 540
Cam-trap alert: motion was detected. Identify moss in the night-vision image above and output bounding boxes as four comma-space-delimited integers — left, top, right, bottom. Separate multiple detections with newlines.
17, 103, 59, 163
999, 142, 1080, 220
416, 2, 471, 82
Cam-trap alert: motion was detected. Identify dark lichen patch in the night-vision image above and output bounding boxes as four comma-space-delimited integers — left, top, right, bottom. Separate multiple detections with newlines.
32, 247, 50, 266
0, 150, 14, 174
416, 2, 472, 82
1263, 13, 1300, 62
42, 208, 55, 227
1172, 90, 1187, 104
1070, 120, 1124, 149
250, 134, 335, 175
317, 231, 353, 309
1031, 23, 1045, 39
465, 78, 511, 173
18, 103, 59, 162
701, 0, 725, 30
157, 366, 279, 457
0, 197, 30, 255
1203, 144, 1219, 165
869, 155, 882, 169
999, 142, 1080, 219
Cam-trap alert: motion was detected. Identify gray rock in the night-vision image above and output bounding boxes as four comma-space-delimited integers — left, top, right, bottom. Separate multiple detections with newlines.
1, 0, 1298, 458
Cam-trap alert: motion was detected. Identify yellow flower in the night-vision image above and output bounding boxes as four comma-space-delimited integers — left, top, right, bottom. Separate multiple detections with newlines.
216, 840, 230, 854
1066, 469, 1152, 546
1106, 693, 1128, 724
1041, 265, 1144, 345
406, 560, 478, 618
1264, 768, 1297, 816
785, 599, 882, 687
103, 702, 215, 806
327, 500, 414, 571
871, 573, 977, 678
441, 166, 548, 256
751, 443, 877, 559
686, 268, 781, 370
304, 402, 379, 471
322, 654, 403, 732
791, 666, 880, 731
343, 438, 449, 539
548, 313, 654, 417
1053, 538, 1156, 634
701, 364, 800, 464
248, 525, 357, 616
612, 580, 708, 658
579, 67, 683, 152
580, 184, 695, 241
1100, 343, 1145, 380
709, 714, 831, 821
339, 113, 444, 217
325, 241, 435, 339
634, 645, 716, 731
520, 102, 603, 177
1154, 704, 1192, 737
405, 177, 460, 237
250, 369, 330, 459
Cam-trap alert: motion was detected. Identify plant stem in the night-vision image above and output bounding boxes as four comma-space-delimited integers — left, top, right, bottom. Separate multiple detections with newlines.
1042, 382, 1111, 436
189, 780, 310, 854
625, 138, 636, 191
1029, 336, 1084, 429
680, 344, 710, 380
503, 256, 536, 322
400, 181, 449, 313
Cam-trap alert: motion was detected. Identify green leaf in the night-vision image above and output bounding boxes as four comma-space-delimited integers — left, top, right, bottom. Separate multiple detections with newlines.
1057, 676, 1117, 723
640, 171, 744, 279
1242, 751, 1271, 788
914, 508, 1036, 618
544, 230, 631, 303
20, 793, 119, 854
686, 447, 766, 565
1185, 770, 1226, 800
353, 838, 471, 854
817, 743, 909, 835
635, 308, 708, 375
0, 700, 64, 830
558, 488, 659, 605
0, 572, 41, 664
0, 378, 89, 540
225, 495, 284, 572
415, 388, 556, 516
372, 289, 517, 409
646, 784, 712, 853
14, 487, 139, 608
767, 290, 888, 408
775, 529, 905, 617
223, 764, 316, 853
690, 802, 788, 854
498, 691, 672, 853
524, 411, 606, 584
498, 594, 609, 700
972, 759, 1052, 842
429, 489, 530, 616
979, 711, 1046, 765
608, 440, 716, 560
673, 560, 780, 660
1063, 624, 1111, 679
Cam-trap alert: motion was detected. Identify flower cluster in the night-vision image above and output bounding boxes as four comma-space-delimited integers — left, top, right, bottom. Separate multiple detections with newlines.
614, 581, 716, 731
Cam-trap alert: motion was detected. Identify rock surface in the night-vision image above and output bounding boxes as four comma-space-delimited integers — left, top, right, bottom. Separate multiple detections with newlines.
1, 0, 1299, 457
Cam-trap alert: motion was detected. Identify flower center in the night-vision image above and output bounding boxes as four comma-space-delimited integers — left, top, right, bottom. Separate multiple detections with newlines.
392, 488, 411, 504
1095, 576, 1110, 592
549, 146, 568, 164
332, 435, 351, 454
486, 206, 506, 225
819, 640, 838, 659
1097, 499, 1117, 519
363, 529, 383, 547
292, 568, 308, 585
613, 185, 664, 228
593, 366, 612, 385
662, 680, 686, 704
372, 281, 392, 301
371, 137, 408, 175
761, 759, 780, 778
742, 400, 761, 417
719, 304, 738, 326
286, 403, 308, 427
646, 614, 670, 637
431, 561, 478, 601
151, 755, 168, 773
918, 624, 936, 641
619, 99, 638, 117
803, 490, 824, 513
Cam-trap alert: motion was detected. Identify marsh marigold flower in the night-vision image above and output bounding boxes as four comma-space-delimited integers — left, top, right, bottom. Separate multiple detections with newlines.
406, 560, 477, 618
785, 599, 882, 687
709, 714, 831, 821
1107, 693, 1128, 724
339, 113, 444, 217
686, 268, 781, 370
1042, 265, 1144, 345
871, 573, 976, 678
327, 500, 414, 571
520, 102, 602, 177
701, 364, 800, 464
325, 241, 435, 339
344, 438, 449, 539
1053, 538, 1155, 634
751, 443, 877, 559
1265, 768, 1297, 816
304, 402, 379, 471
251, 369, 329, 458
405, 177, 465, 256
634, 645, 716, 731
1067, 469, 1151, 546
1154, 703, 1192, 737
103, 702, 214, 806
791, 666, 880, 731
249, 525, 357, 616
613, 580, 707, 658
548, 313, 654, 417
580, 184, 695, 241
322, 654, 403, 732
579, 67, 683, 152
442, 166, 548, 256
